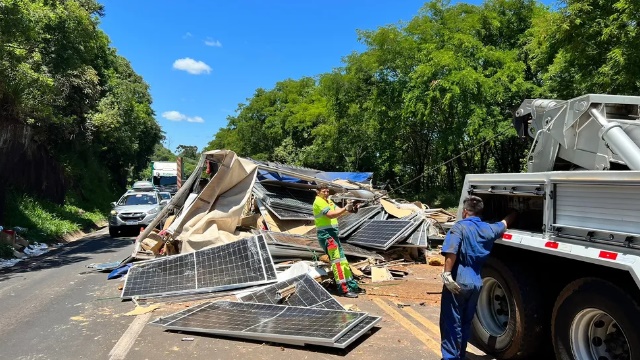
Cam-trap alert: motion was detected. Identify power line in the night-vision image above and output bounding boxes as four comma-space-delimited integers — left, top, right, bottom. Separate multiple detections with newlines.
387, 127, 510, 196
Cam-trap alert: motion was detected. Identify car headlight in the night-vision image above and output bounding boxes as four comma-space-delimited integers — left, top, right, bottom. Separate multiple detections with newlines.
110, 210, 117, 215
147, 207, 159, 215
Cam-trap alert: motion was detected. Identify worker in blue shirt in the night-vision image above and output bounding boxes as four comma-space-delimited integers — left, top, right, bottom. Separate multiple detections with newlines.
439, 195, 517, 360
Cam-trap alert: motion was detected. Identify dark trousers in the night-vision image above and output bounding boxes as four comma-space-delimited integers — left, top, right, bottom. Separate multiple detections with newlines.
440, 283, 481, 360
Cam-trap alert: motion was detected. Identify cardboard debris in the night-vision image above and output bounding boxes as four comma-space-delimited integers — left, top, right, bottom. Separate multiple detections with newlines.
371, 267, 395, 282
124, 304, 161, 316
380, 199, 416, 218
140, 238, 164, 254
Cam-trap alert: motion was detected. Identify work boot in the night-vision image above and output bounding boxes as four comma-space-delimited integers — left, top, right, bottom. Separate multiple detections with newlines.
355, 287, 366, 294
342, 291, 358, 298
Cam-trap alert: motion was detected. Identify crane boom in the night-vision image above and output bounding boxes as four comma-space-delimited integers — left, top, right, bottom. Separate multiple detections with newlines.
513, 94, 640, 172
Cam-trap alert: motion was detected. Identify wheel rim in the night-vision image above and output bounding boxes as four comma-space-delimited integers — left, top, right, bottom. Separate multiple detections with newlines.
477, 277, 510, 337
570, 308, 630, 360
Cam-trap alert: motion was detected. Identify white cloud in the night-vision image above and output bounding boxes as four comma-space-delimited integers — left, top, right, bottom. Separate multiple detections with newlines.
183, 32, 192, 39
161, 111, 186, 121
161, 111, 205, 123
187, 116, 204, 123
172, 57, 211, 75
204, 38, 222, 47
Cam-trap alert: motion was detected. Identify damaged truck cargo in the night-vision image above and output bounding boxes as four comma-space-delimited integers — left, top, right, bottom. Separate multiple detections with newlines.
121, 149, 453, 351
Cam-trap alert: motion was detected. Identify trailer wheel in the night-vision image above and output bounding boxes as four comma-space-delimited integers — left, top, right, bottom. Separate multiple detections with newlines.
552, 278, 640, 360
472, 257, 543, 359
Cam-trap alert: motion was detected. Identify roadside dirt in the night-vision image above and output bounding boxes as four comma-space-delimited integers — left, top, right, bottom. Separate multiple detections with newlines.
358, 257, 445, 306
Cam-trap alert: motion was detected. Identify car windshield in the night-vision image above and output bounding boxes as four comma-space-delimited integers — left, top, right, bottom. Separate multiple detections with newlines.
159, 193, 171, 200
119, 194, 157, 206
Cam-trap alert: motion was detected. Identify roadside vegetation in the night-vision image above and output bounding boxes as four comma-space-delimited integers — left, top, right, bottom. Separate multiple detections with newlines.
0, 0, 162, 252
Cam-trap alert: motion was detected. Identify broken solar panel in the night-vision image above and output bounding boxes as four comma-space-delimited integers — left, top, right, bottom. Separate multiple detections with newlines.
156, 301, 368, 346
238, 273, 344, 310
122, 235, 277, 299
346, 220, 414, 250
264, 231, 383, 260
263, 202, 314, 221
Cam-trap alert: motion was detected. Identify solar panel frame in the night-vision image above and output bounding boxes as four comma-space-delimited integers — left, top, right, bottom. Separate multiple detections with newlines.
121, 235, 277, 299
158, 301, 368, 346
333, 315, 381, 348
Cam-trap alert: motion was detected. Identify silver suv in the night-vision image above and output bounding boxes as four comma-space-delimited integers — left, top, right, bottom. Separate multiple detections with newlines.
108, 190, 168, 237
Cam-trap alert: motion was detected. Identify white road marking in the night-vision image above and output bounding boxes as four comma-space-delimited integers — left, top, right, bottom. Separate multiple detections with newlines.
108, 313, 151, 360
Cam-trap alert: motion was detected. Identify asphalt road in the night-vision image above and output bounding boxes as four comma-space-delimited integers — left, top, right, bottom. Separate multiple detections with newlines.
0, 229, 497, 360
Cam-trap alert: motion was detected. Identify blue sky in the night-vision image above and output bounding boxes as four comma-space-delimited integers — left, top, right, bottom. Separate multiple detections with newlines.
98, 1, 430, 153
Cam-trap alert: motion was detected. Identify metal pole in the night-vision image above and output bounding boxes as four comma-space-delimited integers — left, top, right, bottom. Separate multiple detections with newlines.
589, 107, 640, 170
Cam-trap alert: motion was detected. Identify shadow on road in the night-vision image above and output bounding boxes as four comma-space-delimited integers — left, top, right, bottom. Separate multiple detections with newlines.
0, 233, 134, 282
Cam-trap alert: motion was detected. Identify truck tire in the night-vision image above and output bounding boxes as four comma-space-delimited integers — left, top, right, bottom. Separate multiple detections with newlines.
471, 257, 543, 359
552, 278, 640, 360
109, 227, 118, 238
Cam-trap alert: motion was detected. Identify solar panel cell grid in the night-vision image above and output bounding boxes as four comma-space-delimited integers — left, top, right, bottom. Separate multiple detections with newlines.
347, 220, 413, 250
161, 301, 367, 344
122, 235, 277, 299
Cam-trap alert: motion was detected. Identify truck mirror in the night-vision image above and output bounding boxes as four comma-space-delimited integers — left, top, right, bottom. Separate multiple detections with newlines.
110, 202, 117, 208
160, 200, 169, 205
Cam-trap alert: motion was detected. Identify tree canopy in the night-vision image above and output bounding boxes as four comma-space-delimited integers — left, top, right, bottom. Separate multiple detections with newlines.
0, 0, 162, 205
206, 0, 638, 203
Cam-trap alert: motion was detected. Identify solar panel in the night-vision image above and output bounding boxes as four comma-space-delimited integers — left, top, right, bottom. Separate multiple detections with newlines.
156, 301, 368, 346
338, 206, 382, 237
122, 235, 277, 299
237, 273, 344, 310
346, 220, 414, 250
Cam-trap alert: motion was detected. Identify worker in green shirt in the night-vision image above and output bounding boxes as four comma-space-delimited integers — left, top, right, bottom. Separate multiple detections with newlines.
313, 184, 364, 298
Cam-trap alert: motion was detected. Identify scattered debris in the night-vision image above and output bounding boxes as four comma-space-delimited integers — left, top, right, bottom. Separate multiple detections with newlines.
181, 337, 194, 341
371, 267, 395, 282
124, 304, 161, 316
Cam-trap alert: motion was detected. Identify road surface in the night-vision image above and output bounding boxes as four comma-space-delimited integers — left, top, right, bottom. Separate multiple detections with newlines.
0, 229, 496, 360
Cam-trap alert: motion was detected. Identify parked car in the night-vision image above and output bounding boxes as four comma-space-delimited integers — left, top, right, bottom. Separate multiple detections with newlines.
108, 190, 168, 237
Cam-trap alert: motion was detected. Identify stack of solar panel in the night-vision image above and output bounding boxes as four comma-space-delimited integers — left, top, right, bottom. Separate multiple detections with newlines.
253, 182, 316, 220
263, 230, 383, 260
151, 273, 381, 349
345, 214, 424, 251
338, 205, 383, 238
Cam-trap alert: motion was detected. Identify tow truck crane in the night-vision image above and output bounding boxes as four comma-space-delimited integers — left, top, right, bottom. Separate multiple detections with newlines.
464, 94, 640, 360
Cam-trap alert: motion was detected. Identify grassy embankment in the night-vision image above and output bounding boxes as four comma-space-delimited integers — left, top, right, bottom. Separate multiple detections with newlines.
0, 185, 116, 259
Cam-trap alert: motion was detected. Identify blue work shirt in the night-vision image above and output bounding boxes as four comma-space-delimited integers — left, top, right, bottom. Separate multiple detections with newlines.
441, 216, 506, 286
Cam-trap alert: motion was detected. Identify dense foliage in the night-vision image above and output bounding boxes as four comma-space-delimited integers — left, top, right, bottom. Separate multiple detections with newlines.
0, 0, 162, 211
206, 0, 640, 203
